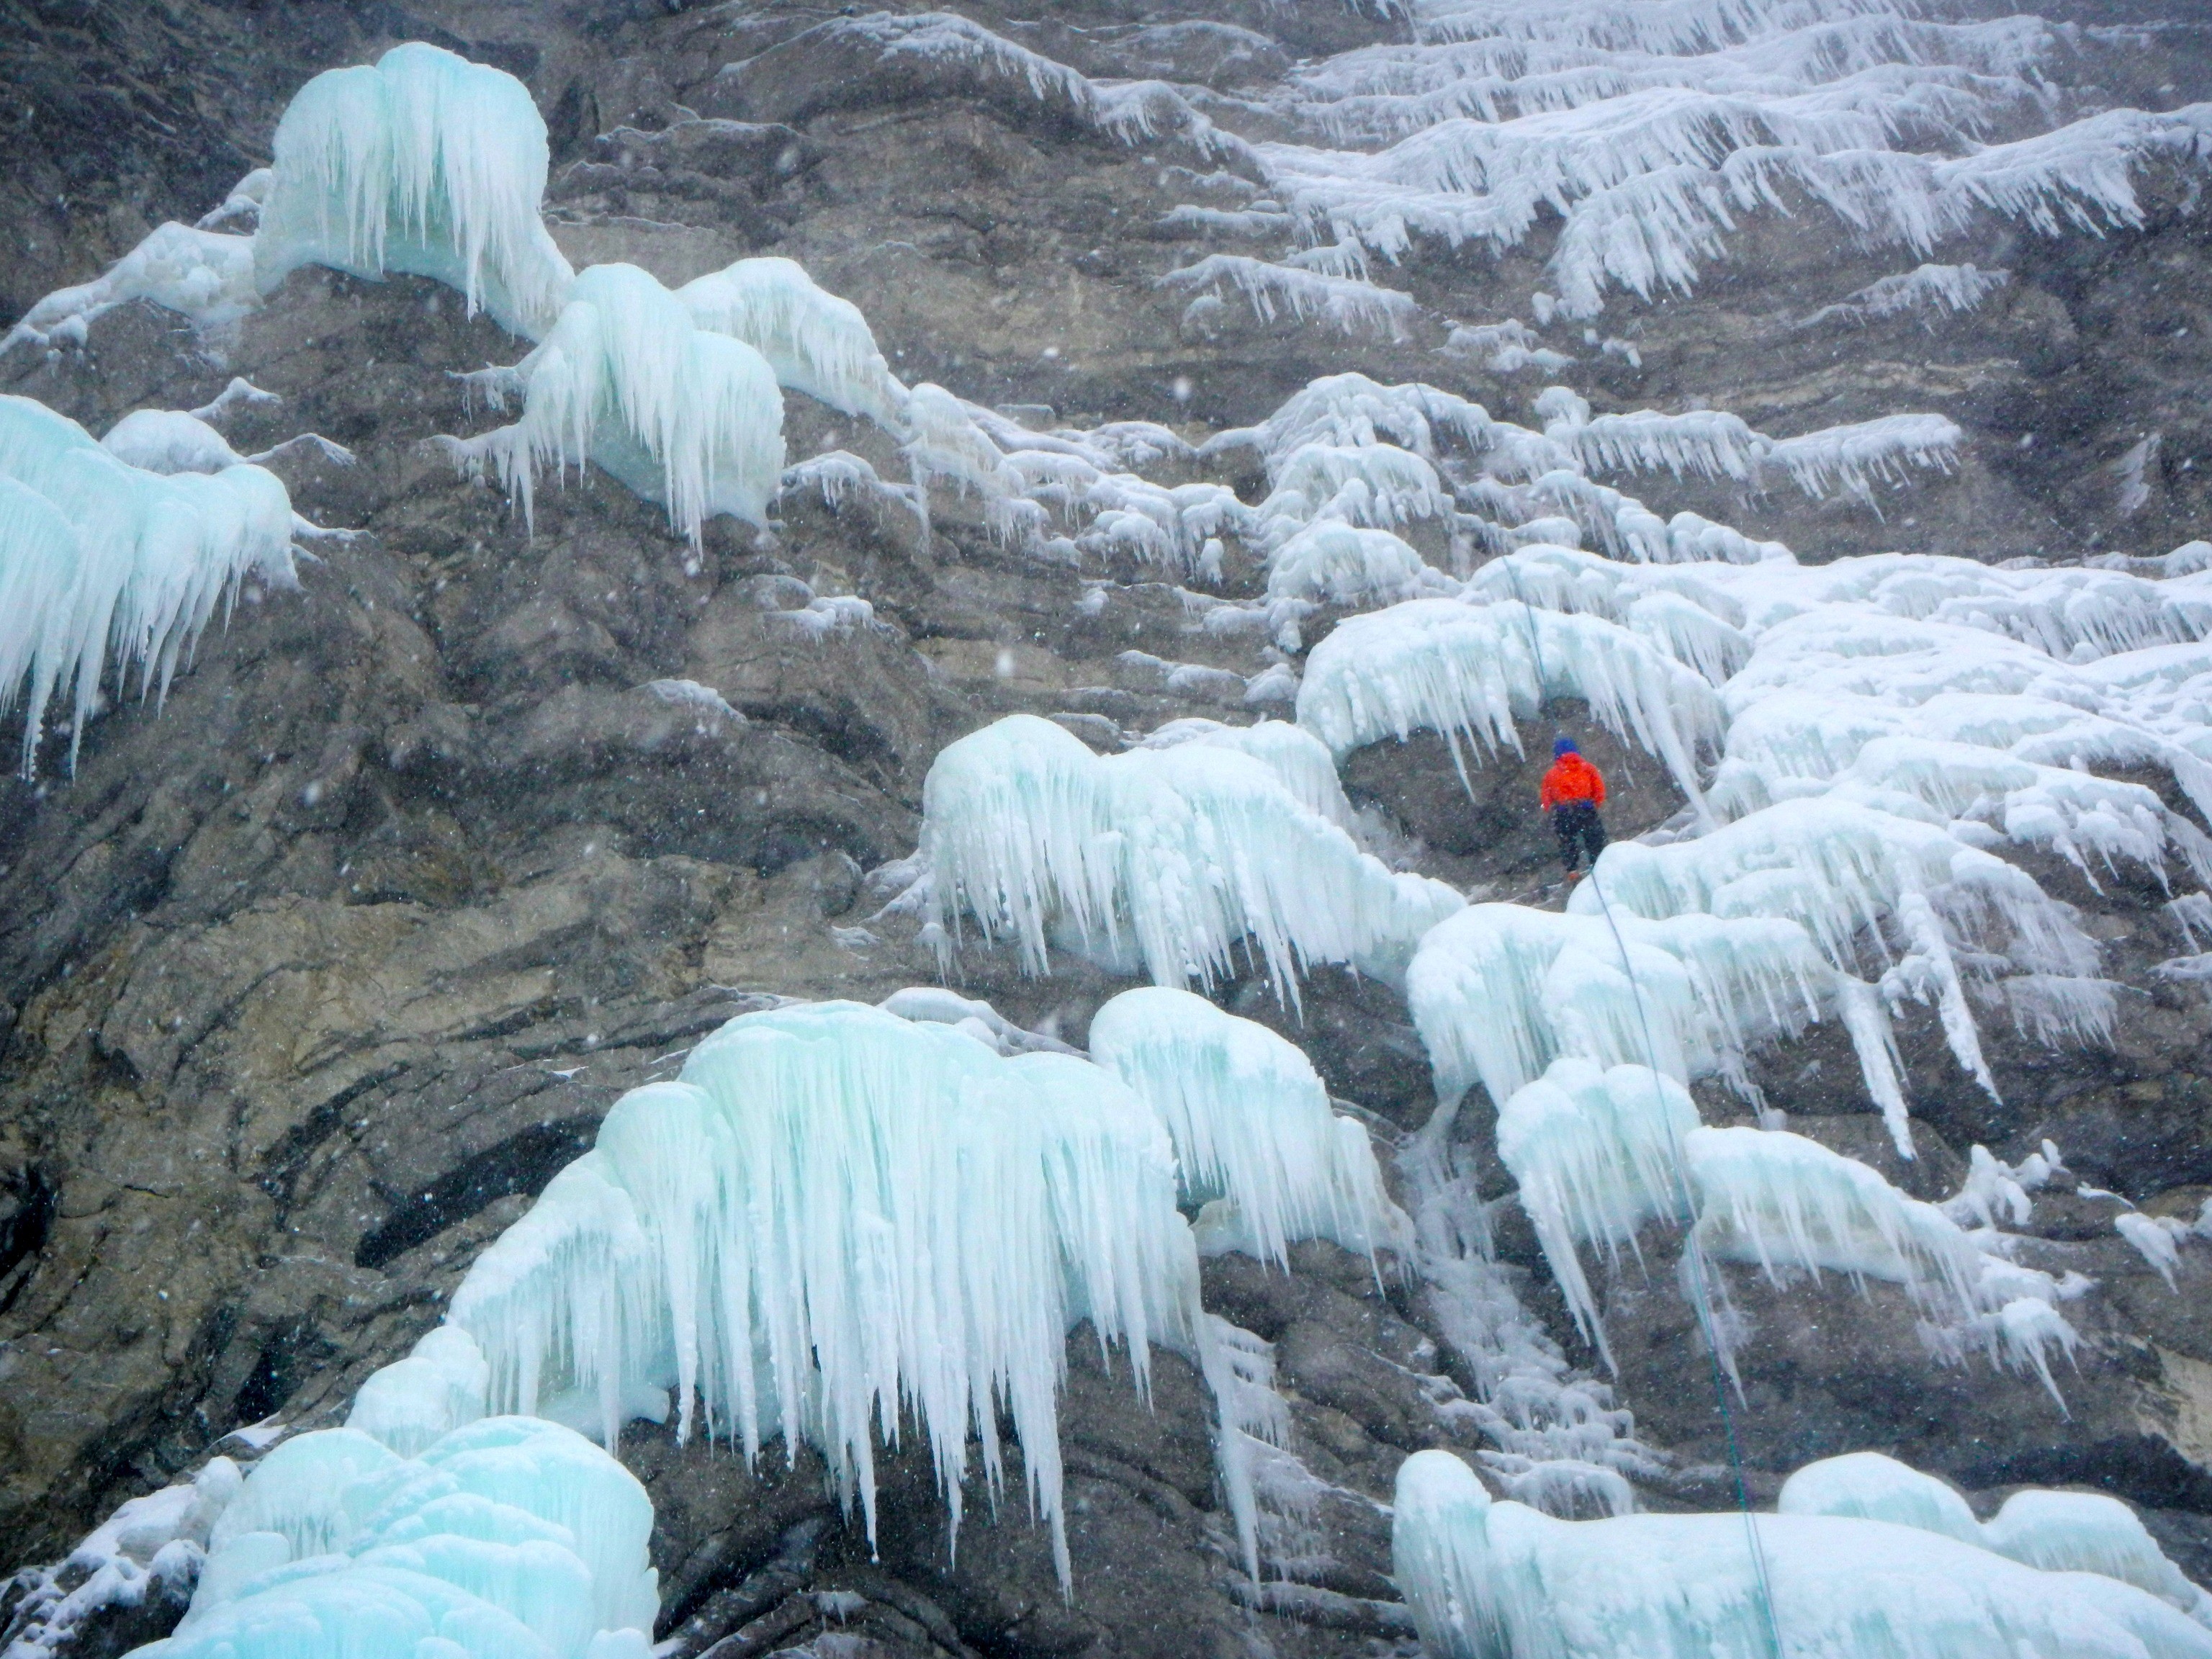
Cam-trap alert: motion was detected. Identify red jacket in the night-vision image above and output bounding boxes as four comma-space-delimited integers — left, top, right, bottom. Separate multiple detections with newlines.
1539, 752, 1606, 810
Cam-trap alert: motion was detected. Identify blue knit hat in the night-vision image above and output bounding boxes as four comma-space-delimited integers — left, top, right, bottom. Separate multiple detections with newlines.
1553, 737, 1578, 757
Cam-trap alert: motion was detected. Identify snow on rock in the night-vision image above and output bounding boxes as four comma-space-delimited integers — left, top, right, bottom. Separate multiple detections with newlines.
1264, 521, 1447, 606
1797, 261, 2012, 328
1783, 1452, 2212, 1624
1157, 253, 1419, 338
100, 410, 355, 477
1393, 1447, 2212, 1659
439, 262, 786, 546
1, 395, 302, 774
0, 1460, 240, 1659
920, 713, 1462, 999
1, 225, 258, 352
425, 1000, 1255, 1584
142, 1416, 658, 1659
1089, 986, 1408, 1264
254, 42, 577, 338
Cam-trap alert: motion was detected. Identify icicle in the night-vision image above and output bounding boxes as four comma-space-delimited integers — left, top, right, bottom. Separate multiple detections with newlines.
437, 263, 786, 546
1494, 1058, 1699, 1359
1294, 596, 1723, 811
0, 394, 300, 774
922, 714, 1462, 1000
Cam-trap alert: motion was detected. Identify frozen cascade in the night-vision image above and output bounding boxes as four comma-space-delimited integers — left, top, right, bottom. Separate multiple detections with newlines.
1781, 1451, 2212, 1624
1573, 796, 2106, 1090
0, 394, 301, 774
1391, 1448, 2212, 1659
920, 713, 1462, 999
138, 1416, 659, 1659
1294, 597, 1724, 811
1491, 1064, 2080, 1381
416, 1001, 1259, 1586
253, 44, 577, 339
1088, 986, 1408, 1264
1242, 17, 2212, 320
439, 263, 787, 545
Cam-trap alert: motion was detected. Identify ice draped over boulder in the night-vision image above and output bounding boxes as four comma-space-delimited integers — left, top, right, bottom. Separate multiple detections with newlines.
1390, 1449, 2212, 1659
253, 42, 578, 338
1780, 1452, 2212, 1625
440, 264, 788, 544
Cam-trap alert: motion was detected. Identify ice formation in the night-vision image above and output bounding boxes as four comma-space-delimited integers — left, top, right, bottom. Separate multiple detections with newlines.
1392, 1448, 2212, 1659
440, 263, 786, 544
1484, 1052, 2078, 1386
1781, 1452, 2212, 1624
1408, 894, 1912, 1147
1382, 542, 2212, 1163
921, 714, 1461, 998
1226, 12, 2212, 321
1, 394, 301, 773
254, 43, 577, 338
140, 1416, 658, 1659
1158, 253, 1418, 338
398, 1001, 1257, 1584
1295, 596, 1724, 809
100, 409, 354, 477
1535, 387, 1961, 500
678, 257, 908, 428
1130, 716, 1359, 828
1089, 986, 1405, 1263
1266, 523, 1444, 606
1576, 796, 2103, 1088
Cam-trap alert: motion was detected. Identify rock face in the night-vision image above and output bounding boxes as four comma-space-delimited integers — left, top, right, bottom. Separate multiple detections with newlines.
6, 3, 2212, 1658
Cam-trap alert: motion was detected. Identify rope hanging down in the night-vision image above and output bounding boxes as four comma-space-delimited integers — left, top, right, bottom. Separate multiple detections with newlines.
1501, 557, 1787, 1659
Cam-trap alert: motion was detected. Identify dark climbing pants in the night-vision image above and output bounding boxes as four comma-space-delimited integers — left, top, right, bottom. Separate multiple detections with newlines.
1553, 800, 1607, 872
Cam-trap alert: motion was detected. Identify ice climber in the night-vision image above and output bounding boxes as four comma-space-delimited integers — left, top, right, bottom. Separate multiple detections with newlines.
1539, 737, 1607, 881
